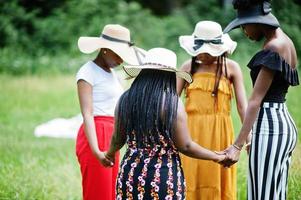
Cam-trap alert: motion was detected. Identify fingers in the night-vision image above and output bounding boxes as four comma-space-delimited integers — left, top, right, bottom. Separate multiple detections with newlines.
217, 152, 239, 168
102, 156, 114, 167
245, 142, 251, 155
214, 150, 226, 155
97, 151, 114, 167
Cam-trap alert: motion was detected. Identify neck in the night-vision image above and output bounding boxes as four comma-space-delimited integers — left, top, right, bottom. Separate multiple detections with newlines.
263, 27, 278, 44
93, 53, 111, 72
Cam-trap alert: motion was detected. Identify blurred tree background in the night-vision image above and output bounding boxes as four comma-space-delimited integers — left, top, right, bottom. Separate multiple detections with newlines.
0, 0, 300, 75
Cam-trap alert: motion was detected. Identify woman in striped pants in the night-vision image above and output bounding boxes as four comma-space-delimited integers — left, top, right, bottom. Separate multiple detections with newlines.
222, 0, 299, 199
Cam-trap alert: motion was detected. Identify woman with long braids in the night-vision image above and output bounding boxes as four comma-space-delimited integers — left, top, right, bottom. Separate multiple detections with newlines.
222, 0, 299, 199
102, 48, 227, 199
177, 21, 248, 200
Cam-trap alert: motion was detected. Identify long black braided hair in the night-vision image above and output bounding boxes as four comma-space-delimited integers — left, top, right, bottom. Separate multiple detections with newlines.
117, 69, 178, 148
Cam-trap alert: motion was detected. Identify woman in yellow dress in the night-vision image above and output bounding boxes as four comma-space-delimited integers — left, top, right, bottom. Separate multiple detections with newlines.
177, 21, 248, 200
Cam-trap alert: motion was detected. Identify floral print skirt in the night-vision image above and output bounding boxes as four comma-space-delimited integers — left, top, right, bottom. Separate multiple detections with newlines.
116, 147, 186, 200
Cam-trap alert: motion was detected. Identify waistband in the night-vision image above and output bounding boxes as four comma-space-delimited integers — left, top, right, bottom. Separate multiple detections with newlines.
261, 102, 286, 109
94, 115, 114, 121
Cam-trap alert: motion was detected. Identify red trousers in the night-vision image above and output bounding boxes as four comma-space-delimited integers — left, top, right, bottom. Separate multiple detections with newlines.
76, 116, 119, 200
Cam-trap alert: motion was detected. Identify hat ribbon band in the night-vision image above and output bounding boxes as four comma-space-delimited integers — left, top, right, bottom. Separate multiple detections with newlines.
101, 34, 135, 46
193, 38, 223, 51
101, 34, 145, 65
142, 62, 174, 69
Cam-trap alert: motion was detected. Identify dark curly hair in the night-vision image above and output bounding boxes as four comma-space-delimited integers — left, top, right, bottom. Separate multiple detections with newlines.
233, 0, 271, 9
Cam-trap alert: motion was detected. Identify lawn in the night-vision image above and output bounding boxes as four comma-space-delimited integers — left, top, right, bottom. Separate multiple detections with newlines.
0, 72, 300, 200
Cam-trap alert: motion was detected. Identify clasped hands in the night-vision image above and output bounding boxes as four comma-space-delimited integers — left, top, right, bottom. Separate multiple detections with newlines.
93, 150, 115, 168
215, 144, 242, 167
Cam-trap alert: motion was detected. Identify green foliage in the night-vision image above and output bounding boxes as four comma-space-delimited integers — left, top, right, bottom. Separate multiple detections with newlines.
0, 0, 300, 74
273, 1, 301, 63
0, 1, 36, 48
0, 0, 190, 74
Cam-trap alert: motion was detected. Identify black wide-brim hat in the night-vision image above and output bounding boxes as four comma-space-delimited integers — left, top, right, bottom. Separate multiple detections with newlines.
224, 2, 280, 33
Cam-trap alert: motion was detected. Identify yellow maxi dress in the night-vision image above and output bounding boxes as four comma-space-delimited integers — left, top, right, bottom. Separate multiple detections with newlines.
182, 72, 237, 200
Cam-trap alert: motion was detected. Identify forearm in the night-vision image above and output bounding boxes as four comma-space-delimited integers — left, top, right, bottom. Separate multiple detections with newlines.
235, 100, 261, 146
83, 115, 100, 154
179, 141, 218, 162
107, 131, 126, 156
237, 105, 246, 123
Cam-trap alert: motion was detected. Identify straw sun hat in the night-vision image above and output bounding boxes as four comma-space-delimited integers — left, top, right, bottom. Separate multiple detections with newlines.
78, 24, 146, 65
179, 21, 237, 57
123, 48, 193, 83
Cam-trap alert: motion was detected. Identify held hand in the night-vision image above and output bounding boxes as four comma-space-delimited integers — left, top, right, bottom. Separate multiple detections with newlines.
104, 151, 115, 165
216, 145, 241, 167
245, 133, 252, 155
223, 145, 241, 167
213, 151, 227, 164
94, 150, 114, 167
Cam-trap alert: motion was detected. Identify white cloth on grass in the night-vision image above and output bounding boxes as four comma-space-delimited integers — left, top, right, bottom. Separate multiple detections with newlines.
34, 114, 82, 139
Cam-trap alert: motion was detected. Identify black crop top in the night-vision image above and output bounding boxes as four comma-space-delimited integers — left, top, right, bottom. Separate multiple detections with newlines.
247, 49, 299, 103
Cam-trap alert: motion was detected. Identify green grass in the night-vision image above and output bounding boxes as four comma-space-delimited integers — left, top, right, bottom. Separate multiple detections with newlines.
0, 75, 81, 200
0, 71, 300, 200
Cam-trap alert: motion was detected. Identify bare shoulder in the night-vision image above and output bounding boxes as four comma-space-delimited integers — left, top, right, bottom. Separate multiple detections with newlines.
264, 40, 282, 53
180, 59, 192, 73
226, 58, 240, 69
226, 58, 242, 77
265, 34, 297, 67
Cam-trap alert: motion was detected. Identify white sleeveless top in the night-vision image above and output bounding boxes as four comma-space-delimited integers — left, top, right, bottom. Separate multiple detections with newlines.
76, 61, 124, 116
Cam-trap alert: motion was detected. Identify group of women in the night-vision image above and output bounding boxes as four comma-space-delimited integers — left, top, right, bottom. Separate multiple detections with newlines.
75, 0, 299, 199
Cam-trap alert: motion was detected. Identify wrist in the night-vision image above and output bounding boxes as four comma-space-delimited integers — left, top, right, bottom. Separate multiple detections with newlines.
232, 144, 243, 151
106, 150, 115, 159
92, 148, 102, 156
212, 151, 221, 163
234, 139, 245, 149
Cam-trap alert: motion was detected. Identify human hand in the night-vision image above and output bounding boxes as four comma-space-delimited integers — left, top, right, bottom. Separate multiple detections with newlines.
217, 145, 241, 167
245, 133, 252, 155
94, 150, 114, 167
104, 151, 115, 164
213, 151, 227, 164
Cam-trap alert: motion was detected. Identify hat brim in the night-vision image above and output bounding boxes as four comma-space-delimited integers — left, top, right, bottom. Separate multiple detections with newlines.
179, 34, 237, 57
78, 37, 146, 65
223, 13, 280, 33
123, 65, 193, 84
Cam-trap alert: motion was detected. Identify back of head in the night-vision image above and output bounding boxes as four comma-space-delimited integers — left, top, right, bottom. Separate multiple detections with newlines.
117, 69, 178, 148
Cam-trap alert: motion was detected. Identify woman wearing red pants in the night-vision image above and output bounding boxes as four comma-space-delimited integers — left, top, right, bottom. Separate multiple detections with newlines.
76, 24, 145, 200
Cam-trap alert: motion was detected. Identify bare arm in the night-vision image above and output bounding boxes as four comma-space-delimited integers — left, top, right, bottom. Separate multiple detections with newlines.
107, 100, 127, 158
219, 67, 275, 167
172, 99, 225, 162
77, 80, 100, 154
176, 60, 191, 96
234, 67, 274, 147
230, 60, 248, 123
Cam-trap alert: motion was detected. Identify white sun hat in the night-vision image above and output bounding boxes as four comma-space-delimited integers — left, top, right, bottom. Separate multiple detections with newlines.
179, 21, 237, 57
78, 24, 146, 65
123, 48, 192, 83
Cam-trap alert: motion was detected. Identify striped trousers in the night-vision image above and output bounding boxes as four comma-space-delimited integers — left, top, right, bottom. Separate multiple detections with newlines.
248, 102, 298, 200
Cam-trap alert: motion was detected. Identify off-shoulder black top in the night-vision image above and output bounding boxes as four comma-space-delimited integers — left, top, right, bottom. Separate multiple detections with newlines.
247, 49, 299, 103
